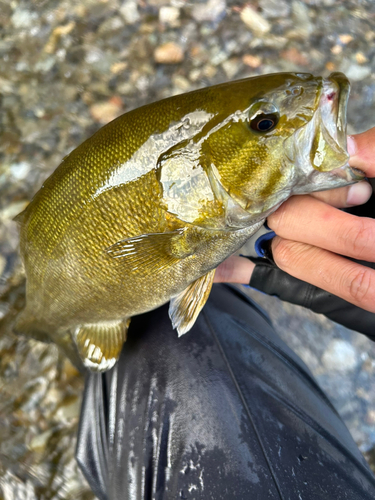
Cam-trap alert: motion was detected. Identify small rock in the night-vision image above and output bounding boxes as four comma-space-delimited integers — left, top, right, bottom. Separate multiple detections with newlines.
339, 34, 353, 44
11, 8, 37, 29
344, 63, 371, 82
29, 429, 53, 452
34, 56, 56, 74
222, 58, 239, 79
159, 6, 180, 25
110, 61, 128, 74
242, 54, 262, 68
0, 254, 6, 277
331, 44, 342, 55
322, 339, 359, 372
44, 21, 76, 54
291, 1, 313, 37
98, 16, 124, 35
260, 0, 290, 19
281, 47, 309, 66
154, 42, 184, 64
326, 61, 336, 72
355, 52, 368, 64
191, 0, 226, 23
55, 396, 80, 421
240, 6, 270, 35
172, 75, 191, 92
367, 409, 375, 425
90, 98, 123, 124
10, 161, 31, 181
119, 0, 140, 24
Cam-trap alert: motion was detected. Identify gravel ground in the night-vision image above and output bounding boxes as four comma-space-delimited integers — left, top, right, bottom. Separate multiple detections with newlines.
1, 0, 375, 497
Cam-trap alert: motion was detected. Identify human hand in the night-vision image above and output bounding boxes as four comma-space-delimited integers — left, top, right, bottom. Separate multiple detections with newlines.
214, 128, 375, 314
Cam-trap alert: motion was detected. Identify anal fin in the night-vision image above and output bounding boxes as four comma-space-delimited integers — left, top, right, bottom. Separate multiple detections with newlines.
169, 269, 216, 337
73, 318, 130, 372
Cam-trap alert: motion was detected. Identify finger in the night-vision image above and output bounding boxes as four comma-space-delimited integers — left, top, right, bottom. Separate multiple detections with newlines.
214, 255, 255, 284
272, 236, 375, 313
348, 130, 375, 177
310, 180, 372, 208
268, 195, 375, 262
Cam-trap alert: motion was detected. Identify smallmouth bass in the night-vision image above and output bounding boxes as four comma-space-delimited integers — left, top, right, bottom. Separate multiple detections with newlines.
14, 72, 363, 371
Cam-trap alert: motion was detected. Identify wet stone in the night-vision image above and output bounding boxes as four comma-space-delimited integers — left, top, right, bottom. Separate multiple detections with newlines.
322, 340, 359, 372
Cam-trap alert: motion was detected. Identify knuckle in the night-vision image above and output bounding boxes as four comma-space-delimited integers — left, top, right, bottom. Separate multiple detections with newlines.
347, 268, 374, 305
267, 200, 289, 231
273, 238, 297, 270
344, 218, 374, 257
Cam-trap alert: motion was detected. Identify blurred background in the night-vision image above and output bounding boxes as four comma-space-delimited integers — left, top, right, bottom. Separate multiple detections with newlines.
1, 0, 375, 498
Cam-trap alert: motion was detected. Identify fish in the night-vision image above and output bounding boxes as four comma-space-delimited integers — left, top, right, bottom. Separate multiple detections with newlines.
14, 72, 363, 372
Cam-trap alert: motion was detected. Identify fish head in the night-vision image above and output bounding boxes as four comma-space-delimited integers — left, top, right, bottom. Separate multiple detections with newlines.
204, 72, 364, 222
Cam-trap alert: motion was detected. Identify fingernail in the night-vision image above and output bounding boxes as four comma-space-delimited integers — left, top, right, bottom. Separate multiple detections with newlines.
346, 181, 372, 206
347, 135, 357, 156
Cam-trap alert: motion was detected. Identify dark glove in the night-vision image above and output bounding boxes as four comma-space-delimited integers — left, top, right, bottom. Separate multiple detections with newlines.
247, 181, 375, 340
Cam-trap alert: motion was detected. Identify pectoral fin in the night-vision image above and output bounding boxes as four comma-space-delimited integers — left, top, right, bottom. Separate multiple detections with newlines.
73, 319, 130, 372
169, 269, 216, 337
106, 228, 194, 274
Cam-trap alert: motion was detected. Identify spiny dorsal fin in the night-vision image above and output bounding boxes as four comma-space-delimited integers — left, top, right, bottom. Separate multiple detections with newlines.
73, 319, 130, 372
169, 269, 216, 337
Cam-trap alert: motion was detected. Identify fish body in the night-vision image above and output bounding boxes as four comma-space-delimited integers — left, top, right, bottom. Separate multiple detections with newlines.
15, 72, 362, 371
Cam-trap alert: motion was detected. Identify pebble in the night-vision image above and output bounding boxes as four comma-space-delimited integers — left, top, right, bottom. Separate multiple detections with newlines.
339, 34, 354, 44
154, 42, 184, 64
291, 1, 313, 37
222, 58, 239, 78
367, 410, 375, 425
119, 0, 140, 24
242, 54, 262, 68
191, 0, 226, 23
90, 98, 123, 124
344, 63, 371, 82
322, 340, 359, 373
281, 47, 309, 66
355, 52, 368, 64
44, 21, 76, 54
260, 0, 290, 19
240, 6, 271, 35
159, 6, 180, 25
55, 396, 80, 421
10, 161, 31, 181
11, 8, 37, 29
0, 255, 6, 277
29, 429, 53, 452
110, 61, 128, 74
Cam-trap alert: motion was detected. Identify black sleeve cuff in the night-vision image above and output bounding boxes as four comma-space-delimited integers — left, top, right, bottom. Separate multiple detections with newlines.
249, 257, 375, 340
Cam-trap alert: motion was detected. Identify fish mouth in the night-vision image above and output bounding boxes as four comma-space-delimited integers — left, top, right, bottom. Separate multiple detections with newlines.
327, 72, 349, 150
317, 72, 364, 181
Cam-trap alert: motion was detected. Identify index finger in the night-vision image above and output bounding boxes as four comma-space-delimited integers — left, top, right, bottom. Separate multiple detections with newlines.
348, 128, 375, 177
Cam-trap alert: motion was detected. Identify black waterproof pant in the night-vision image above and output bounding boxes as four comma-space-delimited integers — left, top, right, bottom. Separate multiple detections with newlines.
77, 285, 375, 499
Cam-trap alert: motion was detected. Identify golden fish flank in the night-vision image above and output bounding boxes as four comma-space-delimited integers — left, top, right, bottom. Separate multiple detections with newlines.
15, 72, 363, 372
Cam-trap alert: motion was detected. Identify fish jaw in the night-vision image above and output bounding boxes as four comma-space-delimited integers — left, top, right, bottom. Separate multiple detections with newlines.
285, 72, 364, 197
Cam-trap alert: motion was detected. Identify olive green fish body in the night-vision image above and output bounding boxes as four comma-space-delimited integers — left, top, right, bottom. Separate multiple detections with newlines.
16, 73, 362, 371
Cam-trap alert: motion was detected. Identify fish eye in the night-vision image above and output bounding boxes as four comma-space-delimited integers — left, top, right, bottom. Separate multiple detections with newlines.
250, 113, 278, 133
247, 100, 279, 134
